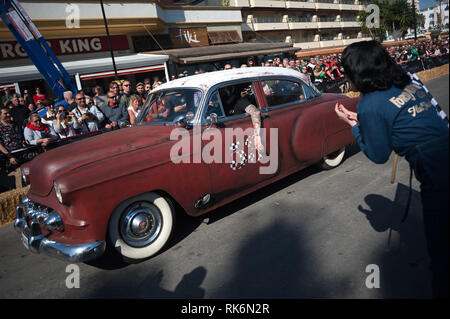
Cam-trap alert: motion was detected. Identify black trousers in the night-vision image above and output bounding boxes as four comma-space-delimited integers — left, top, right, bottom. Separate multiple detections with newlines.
407, 135, 449, 298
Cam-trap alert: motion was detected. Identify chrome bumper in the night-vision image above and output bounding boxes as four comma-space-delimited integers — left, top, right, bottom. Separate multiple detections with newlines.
14, 205, 105, 263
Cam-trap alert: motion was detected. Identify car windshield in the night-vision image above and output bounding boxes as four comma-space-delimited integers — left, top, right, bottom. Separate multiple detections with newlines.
137, 88, 203, 124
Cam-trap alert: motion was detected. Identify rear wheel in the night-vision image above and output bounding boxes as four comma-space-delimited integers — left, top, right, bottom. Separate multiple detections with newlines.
318, 147, 346, 170
108, 192, 175, 261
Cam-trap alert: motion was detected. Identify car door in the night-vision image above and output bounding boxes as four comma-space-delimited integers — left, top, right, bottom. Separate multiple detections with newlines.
258, 77, 325, 172
200, 80, 279, 206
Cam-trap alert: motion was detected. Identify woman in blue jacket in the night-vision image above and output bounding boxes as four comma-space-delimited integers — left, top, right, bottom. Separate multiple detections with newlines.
336, 40, 448, 298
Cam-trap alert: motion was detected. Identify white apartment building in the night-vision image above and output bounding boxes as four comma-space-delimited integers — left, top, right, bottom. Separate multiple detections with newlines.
1, 0, 373, 89
420, 1, 449, 30
407, 0, 420, 11
235, 0, 371, 50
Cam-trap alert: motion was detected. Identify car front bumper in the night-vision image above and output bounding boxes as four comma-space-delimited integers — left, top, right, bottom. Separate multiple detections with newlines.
14, 205, 105, 263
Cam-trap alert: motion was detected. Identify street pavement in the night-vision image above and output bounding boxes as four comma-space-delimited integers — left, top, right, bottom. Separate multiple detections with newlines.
0, 75, 448, 299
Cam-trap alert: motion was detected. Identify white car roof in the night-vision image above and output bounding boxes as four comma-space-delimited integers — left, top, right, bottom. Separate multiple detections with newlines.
152, 67, 312, 93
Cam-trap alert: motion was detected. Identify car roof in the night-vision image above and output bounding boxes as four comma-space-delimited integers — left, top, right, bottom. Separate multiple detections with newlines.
152, 67, 310, 93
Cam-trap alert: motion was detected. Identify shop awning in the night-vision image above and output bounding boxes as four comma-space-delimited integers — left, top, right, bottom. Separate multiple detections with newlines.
0, 53, 169, 84
145, 42, 300, 65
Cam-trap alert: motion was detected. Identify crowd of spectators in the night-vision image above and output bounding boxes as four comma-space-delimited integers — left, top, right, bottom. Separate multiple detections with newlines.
388, 38, 449, 64
1, 37, 449, 170
173, 37, 449, 86
0, 76, 162, 169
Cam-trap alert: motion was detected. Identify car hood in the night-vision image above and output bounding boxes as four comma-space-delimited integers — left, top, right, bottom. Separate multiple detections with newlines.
29, 125, 174, 197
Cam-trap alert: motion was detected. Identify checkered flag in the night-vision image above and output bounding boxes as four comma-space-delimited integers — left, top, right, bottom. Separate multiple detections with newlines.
408, 72, 449, 124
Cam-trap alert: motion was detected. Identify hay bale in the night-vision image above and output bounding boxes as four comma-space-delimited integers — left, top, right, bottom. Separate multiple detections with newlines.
0, 186, 30, 226
416, 64, 449, 83
343, 92, 361, 98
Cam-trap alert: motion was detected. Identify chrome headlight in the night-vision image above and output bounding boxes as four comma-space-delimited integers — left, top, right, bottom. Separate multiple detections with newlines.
21, 196, 34, 213
53, 181, 63, 204
21, 167, 30, 185
44, 212, 64, 232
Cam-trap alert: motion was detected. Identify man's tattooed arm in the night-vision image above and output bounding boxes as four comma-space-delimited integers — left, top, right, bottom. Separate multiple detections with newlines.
245, 104, 261, 133
245, 104, 264, 152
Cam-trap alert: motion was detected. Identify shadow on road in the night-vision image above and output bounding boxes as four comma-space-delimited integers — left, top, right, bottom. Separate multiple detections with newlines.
358, 183, 432, 298
84, 266, 207, 298
209, 212, 351, 298
83, 205, 353, 298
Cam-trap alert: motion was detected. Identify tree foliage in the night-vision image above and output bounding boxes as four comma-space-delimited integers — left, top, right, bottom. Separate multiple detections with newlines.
358, 0, 425, 41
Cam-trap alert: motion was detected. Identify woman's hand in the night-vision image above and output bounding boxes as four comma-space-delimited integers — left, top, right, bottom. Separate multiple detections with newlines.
335, 103, 358, 127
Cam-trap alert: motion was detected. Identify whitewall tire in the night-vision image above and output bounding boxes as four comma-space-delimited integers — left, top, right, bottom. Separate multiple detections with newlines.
318, 147, 346, 170
108, 192, 174, 261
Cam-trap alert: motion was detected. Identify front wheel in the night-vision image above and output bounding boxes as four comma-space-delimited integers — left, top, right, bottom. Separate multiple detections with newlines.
108, 192, 175, 261
317, 147, 346, 170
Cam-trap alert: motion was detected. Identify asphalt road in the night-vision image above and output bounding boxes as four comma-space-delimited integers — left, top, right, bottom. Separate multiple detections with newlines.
0, 75, 448, 299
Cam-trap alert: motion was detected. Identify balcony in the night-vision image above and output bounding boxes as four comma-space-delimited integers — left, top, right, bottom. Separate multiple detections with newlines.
252, 22, 290, 31
294, 41, 321, 49
285, 0, 316, 9
232, 0, 252, 6
289, 21, 319, 29
249, 0, 286, 8
248, 16, 289, 31
319, 39, 345, 47
241, 0, 366, 10
340, 4, 360, 11
316, 0, 340, 10
318, 21, 341, 28
317, 17, 341, 28
341, 21, 360, 28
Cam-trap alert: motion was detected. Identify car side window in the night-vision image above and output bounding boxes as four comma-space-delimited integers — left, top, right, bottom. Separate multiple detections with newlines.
302, 83, 320, 99
215, 82, 258, 117
262, 80, 305, 108
204, 91, 225, 121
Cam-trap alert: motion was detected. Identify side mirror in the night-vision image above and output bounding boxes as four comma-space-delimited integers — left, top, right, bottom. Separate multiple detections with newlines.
210, 112, 218, 124
174, 111, 194, 128
206, 113, 224, 129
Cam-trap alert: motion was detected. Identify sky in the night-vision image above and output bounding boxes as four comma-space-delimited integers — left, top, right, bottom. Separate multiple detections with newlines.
419, 0, 440, 10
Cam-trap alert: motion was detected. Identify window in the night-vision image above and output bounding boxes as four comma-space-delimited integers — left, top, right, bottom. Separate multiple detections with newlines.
302, 83, 321, 99
262, 80, 305, 108
204, 91, 225, 121
216, 82, 258, 117
137, 89, 202, 124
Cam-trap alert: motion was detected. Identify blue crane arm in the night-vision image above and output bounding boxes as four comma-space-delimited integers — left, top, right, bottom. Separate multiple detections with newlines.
0, 0, 77, 101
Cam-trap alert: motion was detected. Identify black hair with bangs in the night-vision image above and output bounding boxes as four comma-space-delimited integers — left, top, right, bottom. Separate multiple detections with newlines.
341, 40, 411, 94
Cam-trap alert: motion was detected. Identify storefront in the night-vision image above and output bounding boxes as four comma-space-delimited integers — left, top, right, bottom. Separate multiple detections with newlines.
0, 51, 169, 100
0, 52, 169, 100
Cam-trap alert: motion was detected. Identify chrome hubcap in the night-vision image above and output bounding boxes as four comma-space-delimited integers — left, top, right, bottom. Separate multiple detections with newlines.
120, 202, 162, 248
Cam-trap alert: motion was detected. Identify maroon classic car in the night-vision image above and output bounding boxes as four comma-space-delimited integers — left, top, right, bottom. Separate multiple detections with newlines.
15, 67, 358, 262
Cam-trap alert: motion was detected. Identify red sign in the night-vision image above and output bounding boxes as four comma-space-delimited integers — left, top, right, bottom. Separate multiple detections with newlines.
0, 35, 129, 61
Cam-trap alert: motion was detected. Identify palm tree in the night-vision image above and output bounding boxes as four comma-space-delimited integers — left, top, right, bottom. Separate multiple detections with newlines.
358, 0, 422, 41
357, 0, 387, 41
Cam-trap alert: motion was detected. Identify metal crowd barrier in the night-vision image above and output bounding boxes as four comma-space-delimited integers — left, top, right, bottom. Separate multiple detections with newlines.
0, 130, 103, 175
400, 55, 449, 74
316, 55, 449, 94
